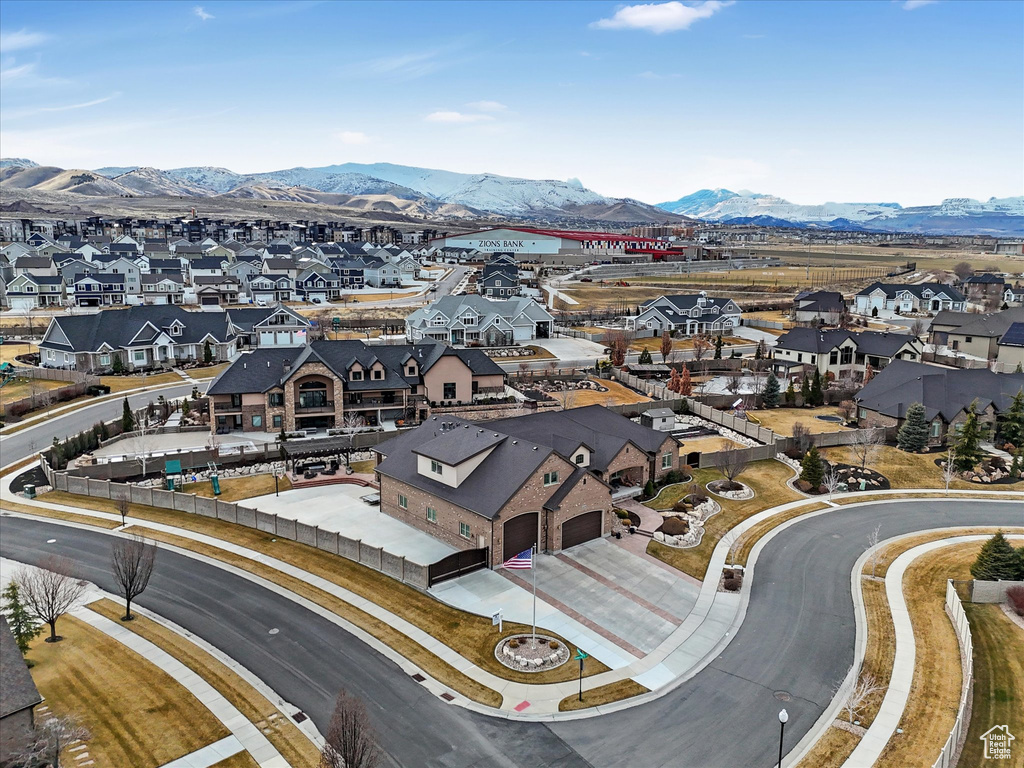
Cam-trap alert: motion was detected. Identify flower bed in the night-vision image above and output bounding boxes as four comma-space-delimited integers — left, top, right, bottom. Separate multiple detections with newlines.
706, 479, 754, 500
935, 456, 1022, 485
495, 634, 569, 672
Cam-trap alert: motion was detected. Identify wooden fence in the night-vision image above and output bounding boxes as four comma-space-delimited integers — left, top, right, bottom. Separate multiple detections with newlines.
39, 456, 430, 590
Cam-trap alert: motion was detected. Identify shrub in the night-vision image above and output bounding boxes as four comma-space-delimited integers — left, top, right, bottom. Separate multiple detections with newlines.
723, 578, 741, 591
723, 568, 735, 580
672, 500, 690, 513
643, 479, 656, 499
549, 640, 559, 650
1007, 585, 1024, 617
509, 639, 519, 649
662, 517, 689, 536
614, 509, 630, 519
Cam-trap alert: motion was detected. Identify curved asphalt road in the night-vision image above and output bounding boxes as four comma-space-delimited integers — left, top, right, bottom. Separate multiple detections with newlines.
0, 382, 200, 463
2, 499, 1022, 767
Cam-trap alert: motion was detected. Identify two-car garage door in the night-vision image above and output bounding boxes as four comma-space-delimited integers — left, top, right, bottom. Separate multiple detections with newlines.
561, 510, 602, 550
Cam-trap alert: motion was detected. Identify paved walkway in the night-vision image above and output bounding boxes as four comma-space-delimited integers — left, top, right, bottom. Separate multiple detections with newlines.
4, 464, 1023, 722
245, 484, 455, 564
159, 736, 244, 768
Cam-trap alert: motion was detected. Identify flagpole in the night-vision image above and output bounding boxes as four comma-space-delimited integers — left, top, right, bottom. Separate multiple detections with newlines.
532, 543, 537, 643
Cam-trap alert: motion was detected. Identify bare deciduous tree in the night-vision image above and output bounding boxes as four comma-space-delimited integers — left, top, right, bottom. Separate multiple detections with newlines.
116, 496, 130, 528
17, 557, 86, 643
866, 524, 882, 578
942, 449, 957, 496
691, 332, 712, 362
850, 428, 883, 470
719, 449, 749, 485
659, 330, 672, 363
552, 385, 579, 411
832, 671, 885, 724
791, 422, 812, 455
909, 318, 926, 339
111, 534, 157, 621
12, 714, 91, 768
319, 689, 381, 768
824, 468, 842, 501
837, 399, 857, 424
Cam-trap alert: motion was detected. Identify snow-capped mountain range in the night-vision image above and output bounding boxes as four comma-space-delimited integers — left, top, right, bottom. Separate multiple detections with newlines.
658, 188, 1024, 236
1, 156, 1020, 234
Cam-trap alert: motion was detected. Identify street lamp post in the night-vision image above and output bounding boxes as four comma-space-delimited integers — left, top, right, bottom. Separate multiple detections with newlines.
777, 708, 789, 768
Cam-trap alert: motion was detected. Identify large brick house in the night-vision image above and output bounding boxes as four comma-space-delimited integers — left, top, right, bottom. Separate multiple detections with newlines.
373, 405, 682, 567
206, 339, 506, 433
854, 360, 1024, 447
771, 328, 922, 382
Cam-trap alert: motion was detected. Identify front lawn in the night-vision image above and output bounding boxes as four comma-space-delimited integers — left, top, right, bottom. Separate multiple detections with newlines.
745, 406, 850, 437
821, 445, 974, 491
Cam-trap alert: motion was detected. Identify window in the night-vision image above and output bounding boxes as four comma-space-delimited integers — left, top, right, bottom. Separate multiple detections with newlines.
543, 471, 559, 486
350, 369, 363, 381
859, 407, 867, 419
840, 347, 853, 365
931, 422, 941, 437
965, 336, 973, 343
829, 351, 838, 365
662, 452, 672, 469
99, 353, 111, 365
272, 415, 282, 428
459, 521, 471, 539
443, 382, 456, 400
575, 453, 585, 465
372, 368, 384, 380
269, 392, 284, 407
134, 350, 146, 363
251, 415, 262, 428
427, 507, 437, 524
797, 353, 803, 362
431, 460, 443, 475
399, 494, 408, 509
407, 365, 416, 376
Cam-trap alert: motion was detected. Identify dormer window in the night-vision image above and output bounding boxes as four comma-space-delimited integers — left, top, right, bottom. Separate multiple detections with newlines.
407, 365, 416, 376
372, 368, 384, 380
350, 369, 363, 381
169, 323, 182, 337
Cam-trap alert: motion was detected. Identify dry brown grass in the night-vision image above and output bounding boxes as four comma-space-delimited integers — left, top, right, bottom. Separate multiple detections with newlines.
874, 542, 980, 767
181, 474, 293, 502
793, 725, 860, 768
959, 604, 1024, 768
0, 341, 37, 363
99, 371, 183, 392
0, 497, 122, 528
348, 459, 375, 474
646, 461, 805, 579
27, 614, 229, 767
745, 406, 850, 436
89, 598, 320, 768
0, 455, 39, 478
558, 679, 649, 711
190, 362, 232, 380
210, 753, 260, 768
1, 377, 66, 405
679, 435, 745, 454
629, 335, 746, 353
570, 378, 651, 408
858, 579, 895, 726
821, 445, 978, 491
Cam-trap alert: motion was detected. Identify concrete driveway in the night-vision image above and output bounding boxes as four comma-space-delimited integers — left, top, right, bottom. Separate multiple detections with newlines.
532, 336, 607, 361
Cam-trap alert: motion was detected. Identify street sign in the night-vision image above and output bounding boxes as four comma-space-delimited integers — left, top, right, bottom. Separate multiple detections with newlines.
332, 316, 341, 328
573, 649, 589, 661
491, 609, 503, 632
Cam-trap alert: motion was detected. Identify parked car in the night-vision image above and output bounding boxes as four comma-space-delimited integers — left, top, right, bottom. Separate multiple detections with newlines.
86, 384, 111, 397
580, 277, 593, 282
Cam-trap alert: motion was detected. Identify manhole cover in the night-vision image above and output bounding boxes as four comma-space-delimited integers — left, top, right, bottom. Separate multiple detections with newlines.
440, 693, 454, 701
268, 628, 279, 635
774, 691, 792, 702
411, 673, 425, 683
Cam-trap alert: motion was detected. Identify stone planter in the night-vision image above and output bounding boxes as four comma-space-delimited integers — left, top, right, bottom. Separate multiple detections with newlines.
706, 480, 754, 500
495, 634, 570, 672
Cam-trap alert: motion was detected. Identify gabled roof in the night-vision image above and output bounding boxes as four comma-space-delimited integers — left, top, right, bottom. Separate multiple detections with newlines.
775, 328, 918, 357
39, 305, 235, 352
856, 282, 965, 302
856, 359, 1024, 423
934, 307, 1024, 339
0, 615, 42, 719
963, 273, 1005, 285
999, 322, 1024, 348
141, 273, 184, 286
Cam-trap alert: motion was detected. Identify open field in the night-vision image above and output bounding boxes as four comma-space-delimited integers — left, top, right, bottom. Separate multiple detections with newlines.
746, 406, 850, 436
753, 243, 1023, 273
645, 460, 806, 579
89, 598, 320, 768
27, 614, 230, 768
181, 474, 293, 501
959, 603, 1024, 768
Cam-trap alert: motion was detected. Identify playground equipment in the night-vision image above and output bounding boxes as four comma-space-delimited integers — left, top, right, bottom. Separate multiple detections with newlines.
0, 361, 20, 389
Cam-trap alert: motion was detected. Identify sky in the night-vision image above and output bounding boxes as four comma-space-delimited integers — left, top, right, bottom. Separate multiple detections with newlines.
1, 0, 1022, 207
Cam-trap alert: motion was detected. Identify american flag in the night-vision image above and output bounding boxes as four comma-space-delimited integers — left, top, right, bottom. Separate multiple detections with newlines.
503, 547, 533, 570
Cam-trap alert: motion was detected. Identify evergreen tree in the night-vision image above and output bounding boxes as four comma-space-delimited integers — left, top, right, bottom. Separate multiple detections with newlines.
897, 402, 929, 452
643, 479, 656, 500
953, 400, 982, 472
810, 369, 824, 406
784, 380, 796, 405
203, 340, 213, 365
998, 387, 1024, 448
800, 376, 811, 405
182, 398, 191, 416
1016, 362, 1023, 374
800, 445, 825, 488
100, 420, 110, 440
970, 532, 1024, 580
713, 334, 723, 360
1009, 452, 1022, 478
638, 348, 653, 365
762, 371, 781, 408
121, 397, 135, 432
50, 437, 64, 470
1, 582, 42, 656
111, 353, 124, 374
755, 340, 766, 360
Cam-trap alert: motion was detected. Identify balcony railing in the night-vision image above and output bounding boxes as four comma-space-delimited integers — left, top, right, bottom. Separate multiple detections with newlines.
296, 400, 335, 413
344, 397, 399, 408
214, 401, 242, 413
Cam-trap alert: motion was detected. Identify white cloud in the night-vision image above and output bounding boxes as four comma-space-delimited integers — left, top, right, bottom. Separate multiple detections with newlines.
425, 111, 494, 124
193, 6, 214, 21
592, 1, 732, 34
901, 0, 937, 9
0, 29, 50, 52
335, 130, 371, 145
466, 100, 507, 112
0, 61, 36, 83
4, 92, 121, 120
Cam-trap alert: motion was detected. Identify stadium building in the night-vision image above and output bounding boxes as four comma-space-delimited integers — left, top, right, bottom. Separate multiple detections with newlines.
430, 227, 673, 265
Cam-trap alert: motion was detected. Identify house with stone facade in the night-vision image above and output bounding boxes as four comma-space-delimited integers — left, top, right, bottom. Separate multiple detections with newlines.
854, 360, 1024, 447
205, 338, 506, 433
853, 282, 965, 315
372, 405, 682, 567
929, 307, 1024, 361
405, 295, 555, 346
771, 328, 922, 382
626, 292, 741, 336
38, 305, 239, 372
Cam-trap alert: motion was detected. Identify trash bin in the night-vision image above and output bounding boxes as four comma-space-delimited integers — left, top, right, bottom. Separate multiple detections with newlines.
23, 483, 35, 499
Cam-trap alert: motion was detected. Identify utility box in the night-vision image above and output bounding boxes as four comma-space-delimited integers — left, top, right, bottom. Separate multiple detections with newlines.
23, 484, 35, 499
